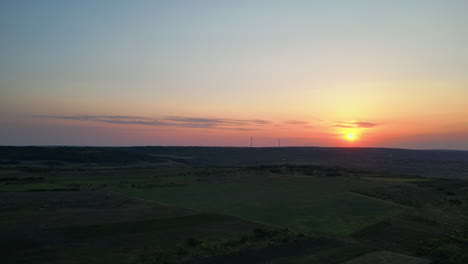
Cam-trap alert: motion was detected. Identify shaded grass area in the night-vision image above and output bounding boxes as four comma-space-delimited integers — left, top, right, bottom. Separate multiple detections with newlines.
58, 213, 247, 243
0, 191, 264, 264
0, 167, 239, 192
344, 251, 431, 264
353, 176, 431, 183
119, 177, 406, 237
419, 223, 468, 264
271, 243, 371, 264
0, 189, 371, 264
1, 215, 260, 264
186, 237, 362, 264
134, 227, 371, 264
0, 183, 71, 191
3, 165, 459, 263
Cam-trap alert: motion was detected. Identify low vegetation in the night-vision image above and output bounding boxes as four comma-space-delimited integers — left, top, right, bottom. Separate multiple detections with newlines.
119, 177, 406, 237
419, 223, 468, 264
135, 228, 310, 264
351, 189, 422, 207
1, 147, 467, 263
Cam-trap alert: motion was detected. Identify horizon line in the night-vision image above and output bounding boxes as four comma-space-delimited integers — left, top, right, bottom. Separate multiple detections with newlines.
1, 145, 467, 152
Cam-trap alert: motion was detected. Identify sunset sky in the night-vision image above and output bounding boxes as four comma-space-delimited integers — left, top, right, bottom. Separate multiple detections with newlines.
1, 0, 468, 149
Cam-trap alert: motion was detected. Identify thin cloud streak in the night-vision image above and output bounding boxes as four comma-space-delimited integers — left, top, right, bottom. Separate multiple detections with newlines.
284, 120, 309, 125
333, 124, 354, 128
352, 121, 378, 128
36, 115, 270, 131
333, 121, 379, 129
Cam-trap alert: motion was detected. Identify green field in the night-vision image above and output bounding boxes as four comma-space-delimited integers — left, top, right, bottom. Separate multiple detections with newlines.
0, 182, 70, 191
119, 177, 406, 237
353, 176, 431, 183
0, 190, 265, 264
2, 163, 465, 263
0, 167, 205, 191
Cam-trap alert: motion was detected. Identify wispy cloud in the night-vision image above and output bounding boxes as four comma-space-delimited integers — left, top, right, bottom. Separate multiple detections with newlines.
36, 115, 270, 131
165, 117, 271, 126
284, 120, 308, 125
351, 121, 378, 128
332, 124, 353, 128
333, 121, 379, 129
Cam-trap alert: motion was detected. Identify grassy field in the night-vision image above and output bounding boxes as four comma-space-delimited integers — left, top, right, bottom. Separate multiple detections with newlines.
343, 251, 431, 264
2, 163, 466, 263
0, 191, 265, 264
0, 189, 376, 264
0, 182, 71, 191
118, 177, 406, 237
0, 167, 208, 191
353, 176, 431, 183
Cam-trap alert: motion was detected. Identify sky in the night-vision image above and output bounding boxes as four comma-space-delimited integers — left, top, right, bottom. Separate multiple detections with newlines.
1, 0, 468, 149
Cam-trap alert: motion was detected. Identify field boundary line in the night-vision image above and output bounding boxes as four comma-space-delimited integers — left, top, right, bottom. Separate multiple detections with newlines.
110, 190, 288, 230
348, 191, 412, 209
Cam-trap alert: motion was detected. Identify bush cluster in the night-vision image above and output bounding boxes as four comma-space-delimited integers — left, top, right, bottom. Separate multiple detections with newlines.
136, 227, 309, 264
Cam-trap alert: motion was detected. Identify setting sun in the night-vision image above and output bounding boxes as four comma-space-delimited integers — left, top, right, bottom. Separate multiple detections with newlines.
346, 133, 356, 141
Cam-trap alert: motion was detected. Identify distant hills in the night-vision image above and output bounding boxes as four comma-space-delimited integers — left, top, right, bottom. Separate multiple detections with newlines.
1, 146, 467, 179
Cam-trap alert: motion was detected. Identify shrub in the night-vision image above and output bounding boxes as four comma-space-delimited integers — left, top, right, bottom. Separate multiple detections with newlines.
186, 237, 201, 247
